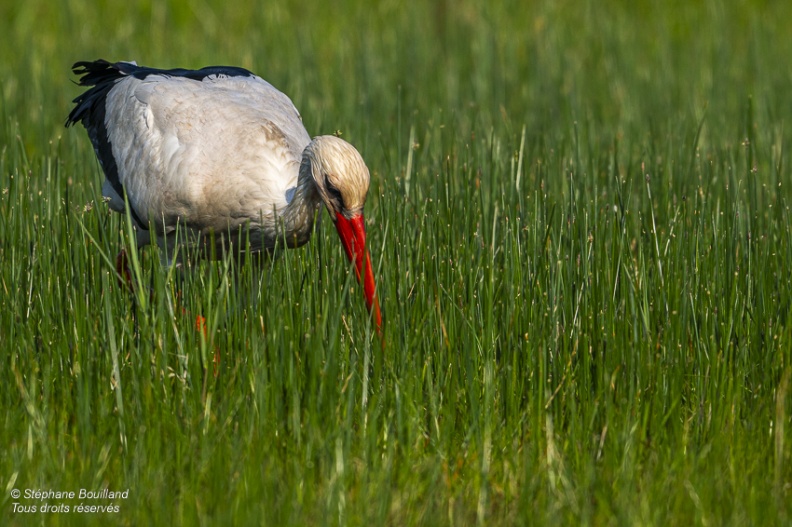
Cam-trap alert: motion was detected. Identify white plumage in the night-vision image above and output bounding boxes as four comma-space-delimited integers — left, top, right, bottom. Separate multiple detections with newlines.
67, 60, 382, 332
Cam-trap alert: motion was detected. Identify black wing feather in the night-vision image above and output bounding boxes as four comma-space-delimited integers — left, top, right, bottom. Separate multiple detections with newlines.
66, 60, 148, 229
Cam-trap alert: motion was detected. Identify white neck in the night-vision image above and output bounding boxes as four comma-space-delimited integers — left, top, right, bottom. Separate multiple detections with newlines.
277, 154, 322, 248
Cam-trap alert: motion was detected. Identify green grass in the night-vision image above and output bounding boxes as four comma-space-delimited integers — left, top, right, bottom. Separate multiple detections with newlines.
2, 0, 792, 525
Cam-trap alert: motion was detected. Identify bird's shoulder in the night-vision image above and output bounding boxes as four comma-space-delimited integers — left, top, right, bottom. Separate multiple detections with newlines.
123, 68, 302, 124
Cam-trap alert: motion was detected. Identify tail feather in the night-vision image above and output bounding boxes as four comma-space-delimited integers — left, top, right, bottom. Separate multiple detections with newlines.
65, 59, 149, 230
65, 60, 134, 127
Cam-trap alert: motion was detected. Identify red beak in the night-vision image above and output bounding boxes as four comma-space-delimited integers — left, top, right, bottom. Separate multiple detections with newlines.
334, 212, 383, 336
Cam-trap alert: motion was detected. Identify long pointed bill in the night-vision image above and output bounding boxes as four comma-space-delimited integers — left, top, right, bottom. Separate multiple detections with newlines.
334, 212, 383, 337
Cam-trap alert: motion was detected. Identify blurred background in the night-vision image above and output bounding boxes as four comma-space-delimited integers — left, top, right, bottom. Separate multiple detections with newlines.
4, 0, 791, 159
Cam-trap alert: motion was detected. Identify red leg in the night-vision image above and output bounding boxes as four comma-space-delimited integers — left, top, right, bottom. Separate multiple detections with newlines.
194, 314, 221, 378
115, 249, 134, 292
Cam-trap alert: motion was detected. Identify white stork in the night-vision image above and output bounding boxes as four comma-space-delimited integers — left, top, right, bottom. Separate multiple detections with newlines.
66, 59, 382, 334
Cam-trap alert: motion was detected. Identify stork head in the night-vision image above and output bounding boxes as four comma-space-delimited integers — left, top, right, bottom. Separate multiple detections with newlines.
302, 135, 382, 335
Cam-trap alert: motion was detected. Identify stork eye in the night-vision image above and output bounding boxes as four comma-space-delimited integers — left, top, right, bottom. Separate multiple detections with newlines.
325, 177, 343, 205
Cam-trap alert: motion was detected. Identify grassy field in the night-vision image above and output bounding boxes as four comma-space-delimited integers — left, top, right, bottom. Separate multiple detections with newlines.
2, 0, 792, 525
